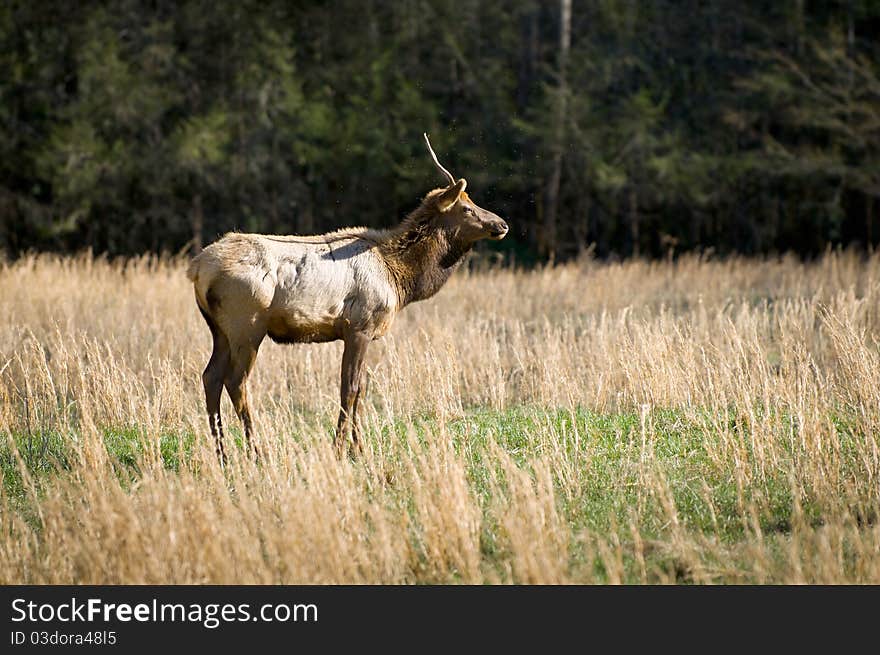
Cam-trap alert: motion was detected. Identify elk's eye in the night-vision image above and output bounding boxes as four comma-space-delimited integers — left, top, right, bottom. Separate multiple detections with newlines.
464, 207, 474, 215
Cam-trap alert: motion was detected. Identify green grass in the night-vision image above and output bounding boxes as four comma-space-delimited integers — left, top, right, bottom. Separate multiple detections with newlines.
0, 426, 197, 518
0, 405, 837, 581
373, 405, 834, 581
464, 407, 809, 536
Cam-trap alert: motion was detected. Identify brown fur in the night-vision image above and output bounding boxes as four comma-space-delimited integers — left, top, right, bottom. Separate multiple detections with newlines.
377, 189, 475, 305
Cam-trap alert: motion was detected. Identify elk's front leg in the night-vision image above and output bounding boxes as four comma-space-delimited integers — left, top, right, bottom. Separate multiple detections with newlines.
335, 331, 370, 456
350, 367, 368, 447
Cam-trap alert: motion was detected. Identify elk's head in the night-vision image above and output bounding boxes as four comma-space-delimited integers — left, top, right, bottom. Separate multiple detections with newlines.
423, 133, 508, 242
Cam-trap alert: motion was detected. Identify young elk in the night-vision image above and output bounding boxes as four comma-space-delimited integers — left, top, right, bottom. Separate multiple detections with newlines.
188, 134, 508, 460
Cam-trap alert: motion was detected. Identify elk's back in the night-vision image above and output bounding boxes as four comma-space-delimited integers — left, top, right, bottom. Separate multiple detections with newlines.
189, 232, 398, 343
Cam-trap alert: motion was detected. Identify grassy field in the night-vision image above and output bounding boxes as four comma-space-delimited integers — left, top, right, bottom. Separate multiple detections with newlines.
1, 251, 879, 583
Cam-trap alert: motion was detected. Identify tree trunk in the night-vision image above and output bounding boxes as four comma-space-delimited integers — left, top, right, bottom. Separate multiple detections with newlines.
541, 0, 571, 260
300, 192, 315, 235
793, 0, 804, 54
517, 1, 539, 112
191, 193, 203, 254
629, 189, 639, 257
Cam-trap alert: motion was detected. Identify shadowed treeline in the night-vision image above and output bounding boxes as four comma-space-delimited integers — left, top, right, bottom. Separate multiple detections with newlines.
2, 1, 879, 260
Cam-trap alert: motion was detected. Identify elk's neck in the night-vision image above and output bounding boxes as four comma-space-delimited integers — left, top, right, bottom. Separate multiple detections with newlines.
381, 226, 472, 307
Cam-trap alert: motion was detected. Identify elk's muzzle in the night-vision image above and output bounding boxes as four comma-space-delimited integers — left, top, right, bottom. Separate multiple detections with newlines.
487, 219, 509, 240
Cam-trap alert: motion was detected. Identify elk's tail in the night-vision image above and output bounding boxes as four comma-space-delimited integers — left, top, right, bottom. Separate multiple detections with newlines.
187, 251, 214, 319
186, 252, 203, 282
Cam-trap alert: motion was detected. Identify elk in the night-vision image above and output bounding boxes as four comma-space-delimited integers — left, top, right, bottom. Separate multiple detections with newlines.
188, 134, 508, 460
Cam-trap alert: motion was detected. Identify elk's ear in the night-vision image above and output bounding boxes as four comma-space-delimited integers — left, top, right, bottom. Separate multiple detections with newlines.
437, 178, 467, 212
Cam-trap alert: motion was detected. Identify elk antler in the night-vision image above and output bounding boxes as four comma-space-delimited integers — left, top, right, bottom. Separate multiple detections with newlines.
423, 133, 456, 186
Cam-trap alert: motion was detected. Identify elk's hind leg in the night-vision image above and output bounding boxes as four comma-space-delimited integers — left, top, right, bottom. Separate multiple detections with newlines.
224, 332, 264, 458
201, 311, 230, 465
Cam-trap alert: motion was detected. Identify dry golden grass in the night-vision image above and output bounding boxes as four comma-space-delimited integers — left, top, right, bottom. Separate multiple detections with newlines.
1, 250, 879, 583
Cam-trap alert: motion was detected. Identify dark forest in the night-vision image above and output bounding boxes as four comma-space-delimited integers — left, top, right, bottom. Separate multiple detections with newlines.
2, 1, 879, 261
